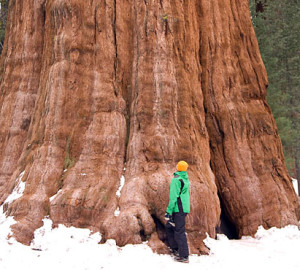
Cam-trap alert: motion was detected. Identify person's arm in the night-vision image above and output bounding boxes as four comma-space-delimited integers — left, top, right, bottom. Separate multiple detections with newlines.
166, 178, 181, 214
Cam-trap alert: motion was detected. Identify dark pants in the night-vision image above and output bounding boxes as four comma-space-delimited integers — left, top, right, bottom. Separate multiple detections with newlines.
166, 212, 189, 258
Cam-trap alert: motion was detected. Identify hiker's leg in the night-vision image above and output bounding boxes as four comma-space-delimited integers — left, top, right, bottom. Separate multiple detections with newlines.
174, 212, 189, 258
166, 220, 178, 250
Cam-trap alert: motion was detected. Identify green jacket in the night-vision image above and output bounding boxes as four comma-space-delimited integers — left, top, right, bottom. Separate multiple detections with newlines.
166, 171, 190, 214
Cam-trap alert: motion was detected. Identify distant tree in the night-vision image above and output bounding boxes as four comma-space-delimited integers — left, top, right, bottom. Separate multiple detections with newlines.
250, 0, 300, 192
0, 0, 9, 55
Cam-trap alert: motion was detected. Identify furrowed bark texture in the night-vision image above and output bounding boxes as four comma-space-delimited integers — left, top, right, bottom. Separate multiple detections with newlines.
0, 0, 298, 254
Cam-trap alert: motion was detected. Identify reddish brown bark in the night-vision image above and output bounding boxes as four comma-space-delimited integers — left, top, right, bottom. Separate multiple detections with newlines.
0, 0, 298, 254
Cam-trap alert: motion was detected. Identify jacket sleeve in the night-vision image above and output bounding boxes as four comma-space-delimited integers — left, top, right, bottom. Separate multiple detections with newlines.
166, 178, 181, 214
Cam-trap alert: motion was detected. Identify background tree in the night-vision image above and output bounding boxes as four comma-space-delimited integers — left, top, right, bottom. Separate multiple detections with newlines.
0, 0, 9, 54
250, 0, 300, 193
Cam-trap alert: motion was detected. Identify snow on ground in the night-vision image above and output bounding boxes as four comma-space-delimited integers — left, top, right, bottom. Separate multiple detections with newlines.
1, 206, 300, 270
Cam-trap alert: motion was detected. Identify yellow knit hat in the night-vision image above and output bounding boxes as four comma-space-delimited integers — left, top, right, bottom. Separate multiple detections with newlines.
177, 161, 189, 171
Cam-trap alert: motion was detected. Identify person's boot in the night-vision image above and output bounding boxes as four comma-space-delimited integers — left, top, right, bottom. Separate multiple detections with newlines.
174, 255, 189, 263
169, 248, 179, 257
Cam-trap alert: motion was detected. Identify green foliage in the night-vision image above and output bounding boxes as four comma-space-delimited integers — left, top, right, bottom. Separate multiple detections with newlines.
0, 0, 9, 55
64, 135, 76, 170
249, 0, 300, 179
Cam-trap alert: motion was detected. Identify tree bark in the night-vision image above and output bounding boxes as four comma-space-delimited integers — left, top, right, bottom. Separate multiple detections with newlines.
0, 0, 298, 254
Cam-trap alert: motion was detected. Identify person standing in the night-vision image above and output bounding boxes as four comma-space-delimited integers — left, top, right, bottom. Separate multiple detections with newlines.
165, 161, 190, 263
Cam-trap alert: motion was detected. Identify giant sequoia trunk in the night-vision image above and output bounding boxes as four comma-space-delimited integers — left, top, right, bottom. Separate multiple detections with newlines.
0, 0, 298, 254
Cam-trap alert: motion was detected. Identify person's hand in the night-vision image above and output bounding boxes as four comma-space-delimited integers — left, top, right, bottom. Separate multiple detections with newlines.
168, 218, 175, 227
164, 212, 172, 221
165, 213, 175, 227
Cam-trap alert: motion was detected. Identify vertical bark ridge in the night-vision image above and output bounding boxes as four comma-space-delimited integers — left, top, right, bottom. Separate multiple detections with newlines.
0, 0, 46, 204
200, 0, 298, 237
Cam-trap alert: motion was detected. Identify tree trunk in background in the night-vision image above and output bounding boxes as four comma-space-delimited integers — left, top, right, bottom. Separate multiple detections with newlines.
0, 0, 298, 254
295, 150, 300, 196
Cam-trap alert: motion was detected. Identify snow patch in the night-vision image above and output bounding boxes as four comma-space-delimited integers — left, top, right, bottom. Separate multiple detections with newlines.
255, 225, 300, 240
114, 207, 120, 217
0, 206, 16, 244
4, 171, 25, 205
116, 175, 125, 198
49, 189, 62, 202
30, 218, 102, 252
292, 178, 298, 195
0, 171, 26, 247
114, 168, 127, 215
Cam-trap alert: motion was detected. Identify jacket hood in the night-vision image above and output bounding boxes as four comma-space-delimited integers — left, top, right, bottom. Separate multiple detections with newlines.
174, 171, 189, 182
